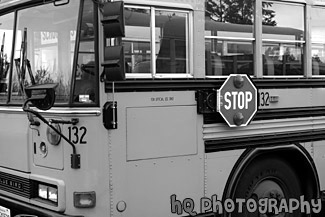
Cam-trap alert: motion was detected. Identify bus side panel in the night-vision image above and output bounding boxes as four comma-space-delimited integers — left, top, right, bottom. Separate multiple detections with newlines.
124, 155, 203, 216
109, 91, 205, 217
205, 150, 244, 201
0, 112, 30, 172
311, 140, 325, 191
126, 106, 197, 160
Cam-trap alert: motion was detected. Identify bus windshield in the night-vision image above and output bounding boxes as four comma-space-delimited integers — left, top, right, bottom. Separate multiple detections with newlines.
0, 0, 97, 106
10, 1, 81, 104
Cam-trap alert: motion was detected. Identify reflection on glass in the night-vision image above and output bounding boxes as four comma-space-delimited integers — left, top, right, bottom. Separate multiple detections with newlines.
204, 0, 254, 76
155, 10, 188, 74
205, 39, 253, 75
262, 2, 304, 41
12, 1, 80, 103
311, 7, 325, 75
205, 0, 254, 25
73, 0, 97, 104
262, 2, 304, 76
124, 7, 151, 73
0, 13, 14, 103
263, 43, 303, 76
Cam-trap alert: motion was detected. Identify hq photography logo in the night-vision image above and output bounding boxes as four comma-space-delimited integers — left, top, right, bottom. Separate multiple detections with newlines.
170, 195, 322, 216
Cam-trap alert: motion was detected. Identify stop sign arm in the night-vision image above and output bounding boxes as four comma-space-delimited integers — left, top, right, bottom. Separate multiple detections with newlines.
196, 74, 258, 127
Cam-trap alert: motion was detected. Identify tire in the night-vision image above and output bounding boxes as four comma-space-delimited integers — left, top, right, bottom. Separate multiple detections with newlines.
230, 157, 304, 217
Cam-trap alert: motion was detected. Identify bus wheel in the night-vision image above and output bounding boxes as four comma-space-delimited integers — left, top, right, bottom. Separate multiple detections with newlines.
231, 157, 303, 217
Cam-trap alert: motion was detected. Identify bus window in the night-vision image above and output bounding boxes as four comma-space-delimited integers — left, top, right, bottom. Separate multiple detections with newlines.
124, 7, 151, 74
204, 0, 254, 76
11, 1, 80, 104
262, 2, 304, 76
311, 7, 325, 76
0, 13, 14, 104
155, 10, 189, 74
73, 0, 97, 104
124, 6, 190, 77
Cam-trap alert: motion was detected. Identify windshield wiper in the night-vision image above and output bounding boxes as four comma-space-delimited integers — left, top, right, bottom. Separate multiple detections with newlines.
0, 32, 9, 80
15, 28, 36, 93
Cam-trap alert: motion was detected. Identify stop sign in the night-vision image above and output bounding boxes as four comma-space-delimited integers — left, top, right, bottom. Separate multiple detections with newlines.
217, 74, 257, 127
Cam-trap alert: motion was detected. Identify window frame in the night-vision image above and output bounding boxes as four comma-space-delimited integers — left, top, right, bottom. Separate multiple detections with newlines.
70, 0, 99, 107
204, 0, 308, 78
0, 0, 99, 107
124, 4, 193, 79
0, 11, 15, 105
204, 1, 255, 78
310, 5, 325, 77
261, 1, 306, 78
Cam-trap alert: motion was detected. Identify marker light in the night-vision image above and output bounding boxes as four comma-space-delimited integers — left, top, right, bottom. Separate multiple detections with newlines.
37, 183, 58, 203
46, 123, 61, 146
233, 112, 244, 126
74, 192, 96, 208
233, 75, 244, 89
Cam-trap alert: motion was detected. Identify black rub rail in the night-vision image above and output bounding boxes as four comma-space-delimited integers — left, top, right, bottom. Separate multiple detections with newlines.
205, 129, 325, 153
104, 78, 325, 92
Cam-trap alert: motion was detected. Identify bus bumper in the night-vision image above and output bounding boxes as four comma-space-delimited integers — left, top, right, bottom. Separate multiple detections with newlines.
0, 195, 83, 217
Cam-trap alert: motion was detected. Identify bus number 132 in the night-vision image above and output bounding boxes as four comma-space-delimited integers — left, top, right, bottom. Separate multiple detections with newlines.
68, 126, 87, 144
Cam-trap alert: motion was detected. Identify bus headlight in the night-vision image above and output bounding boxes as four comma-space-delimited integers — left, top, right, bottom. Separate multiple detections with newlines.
38, 184, 48, 199
37, 183, 58, 203
48, 186, 58, 203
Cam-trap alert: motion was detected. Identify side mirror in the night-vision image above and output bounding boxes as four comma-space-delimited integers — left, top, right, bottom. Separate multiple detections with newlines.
101, 1, 125, 38
25, 83, 58, 110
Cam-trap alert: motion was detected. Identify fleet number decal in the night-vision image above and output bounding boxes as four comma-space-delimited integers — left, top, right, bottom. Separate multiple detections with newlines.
68, 126, 87, 144
259, 91, 279, 107
260, 92, 270, 107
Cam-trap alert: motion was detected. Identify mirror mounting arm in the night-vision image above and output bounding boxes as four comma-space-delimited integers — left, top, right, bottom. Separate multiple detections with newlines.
23, 100, 81, 169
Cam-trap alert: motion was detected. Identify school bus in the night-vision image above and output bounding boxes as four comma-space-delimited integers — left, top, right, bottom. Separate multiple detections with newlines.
0, 0, 325, 216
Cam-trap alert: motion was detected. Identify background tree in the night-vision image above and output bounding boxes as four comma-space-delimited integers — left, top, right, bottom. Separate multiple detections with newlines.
205, 0, 276, 26
262, 1, 276, 26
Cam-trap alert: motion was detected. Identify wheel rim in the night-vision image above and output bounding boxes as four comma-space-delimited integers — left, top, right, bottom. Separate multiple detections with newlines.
251, 179, 286, 217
